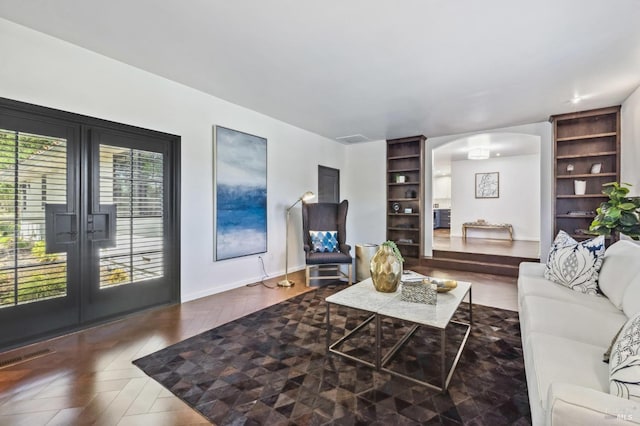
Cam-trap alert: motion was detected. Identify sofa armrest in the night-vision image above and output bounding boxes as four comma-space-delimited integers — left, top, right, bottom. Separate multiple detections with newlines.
547, 382, 640, 425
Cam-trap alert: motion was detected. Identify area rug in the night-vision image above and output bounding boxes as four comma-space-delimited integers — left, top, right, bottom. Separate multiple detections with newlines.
133, 284, 530, 425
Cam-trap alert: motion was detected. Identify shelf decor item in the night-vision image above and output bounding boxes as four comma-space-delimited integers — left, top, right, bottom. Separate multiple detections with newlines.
591, 163, 602, 174
574, 180, 587, 195
396, 175, 406, 183
589, 182, 640, 242
370, 241, 404, 293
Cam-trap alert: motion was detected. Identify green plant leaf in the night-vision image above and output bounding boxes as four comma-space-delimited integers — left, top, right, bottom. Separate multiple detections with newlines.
619, 202, 637, 211
620, 212, 638, 226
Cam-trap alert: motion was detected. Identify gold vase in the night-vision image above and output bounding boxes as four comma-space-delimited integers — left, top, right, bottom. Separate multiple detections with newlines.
370, 245, 402, 292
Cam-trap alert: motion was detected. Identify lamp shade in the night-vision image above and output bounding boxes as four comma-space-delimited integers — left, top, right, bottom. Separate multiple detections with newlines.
301, 191, 315, 202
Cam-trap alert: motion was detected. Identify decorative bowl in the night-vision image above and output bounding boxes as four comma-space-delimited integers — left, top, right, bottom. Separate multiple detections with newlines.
427, 278, 458, 293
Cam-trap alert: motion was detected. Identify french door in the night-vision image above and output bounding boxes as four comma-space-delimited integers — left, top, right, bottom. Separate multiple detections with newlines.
0, 100, 179, 349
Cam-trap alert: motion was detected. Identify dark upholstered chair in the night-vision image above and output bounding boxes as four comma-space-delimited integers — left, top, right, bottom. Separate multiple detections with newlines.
302, 200, 353, 287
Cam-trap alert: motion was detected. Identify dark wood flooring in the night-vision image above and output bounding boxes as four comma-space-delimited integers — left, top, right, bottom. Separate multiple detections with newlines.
0, 268, 518, 424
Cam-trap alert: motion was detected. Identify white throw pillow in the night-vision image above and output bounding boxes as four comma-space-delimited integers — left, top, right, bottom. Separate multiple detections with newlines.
610, 312, 640, 400
598, 241, 640, 309
544, 231, 605, 295
623, 275, 640, 318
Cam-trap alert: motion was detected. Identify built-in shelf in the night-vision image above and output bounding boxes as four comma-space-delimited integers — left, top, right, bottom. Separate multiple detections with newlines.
388, 182, 419, 186
387, 135, 425, 261
388, 168, 420, 173
557, 173, 617, 179
556, 151, 617, 160
388, 154, 420, 160
556, 132, 617, 142
556, 194, 608, 199
552, 106, 620, 244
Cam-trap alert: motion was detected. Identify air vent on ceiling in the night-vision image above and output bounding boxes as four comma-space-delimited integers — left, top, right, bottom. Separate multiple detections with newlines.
335, 134, 370, 144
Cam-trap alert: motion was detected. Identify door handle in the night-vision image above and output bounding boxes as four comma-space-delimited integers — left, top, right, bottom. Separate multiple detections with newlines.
45, 204, 77, 252
87, 205, 117, 248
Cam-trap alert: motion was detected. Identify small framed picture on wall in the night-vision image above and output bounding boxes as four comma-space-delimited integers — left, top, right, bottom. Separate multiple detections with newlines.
475, 172, 499, 198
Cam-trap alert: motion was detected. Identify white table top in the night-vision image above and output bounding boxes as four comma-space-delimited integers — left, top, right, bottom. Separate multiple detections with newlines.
325, 274, 471, 329
325, 279, 398, 312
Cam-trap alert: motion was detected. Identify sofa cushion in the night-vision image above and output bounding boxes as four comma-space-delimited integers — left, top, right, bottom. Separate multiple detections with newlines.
544, 231, 605, 295
518, 261, 546, 278
623, 275, 640, 318
598, 241, 640, 309
524, 332, 610, 411
518, 273, 621, 315
610, 312, 640, 401
521, 295, 627, 347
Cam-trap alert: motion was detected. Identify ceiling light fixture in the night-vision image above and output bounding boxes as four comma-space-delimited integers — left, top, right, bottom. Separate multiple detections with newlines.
570, 96, 582, 104
468, 147, 490, 160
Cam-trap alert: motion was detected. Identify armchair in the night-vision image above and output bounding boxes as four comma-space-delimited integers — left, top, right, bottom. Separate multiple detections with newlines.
302, 200, 353, 287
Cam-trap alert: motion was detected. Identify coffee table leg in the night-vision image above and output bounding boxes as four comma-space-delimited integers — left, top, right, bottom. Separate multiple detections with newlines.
441, 328, 446, 392
375, 314, 381, 370
326, 302, 331, 353
469, 287, 473, 327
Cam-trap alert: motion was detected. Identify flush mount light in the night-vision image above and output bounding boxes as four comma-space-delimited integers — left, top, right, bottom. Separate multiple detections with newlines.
468, 147, 490, 160
570, 96, 582, 104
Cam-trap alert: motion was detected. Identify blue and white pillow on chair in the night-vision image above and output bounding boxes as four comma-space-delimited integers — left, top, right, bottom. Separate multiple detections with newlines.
310, 230, 339, 253
544, 230, 605, 294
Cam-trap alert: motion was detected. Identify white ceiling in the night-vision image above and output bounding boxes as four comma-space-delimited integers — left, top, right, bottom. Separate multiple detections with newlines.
433, 132, 540, 175
1, 0, 639, 142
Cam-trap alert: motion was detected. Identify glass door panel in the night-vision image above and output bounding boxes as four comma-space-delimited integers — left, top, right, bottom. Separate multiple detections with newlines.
82, 129, 175, 322
98, 145, 164, 288
0, 130, 69, 307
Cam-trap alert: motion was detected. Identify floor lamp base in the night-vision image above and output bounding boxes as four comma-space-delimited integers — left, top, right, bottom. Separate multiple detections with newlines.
277, 279, 295, 287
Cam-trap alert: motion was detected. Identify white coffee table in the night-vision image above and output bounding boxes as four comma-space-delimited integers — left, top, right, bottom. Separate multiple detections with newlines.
325, 275, 472, 392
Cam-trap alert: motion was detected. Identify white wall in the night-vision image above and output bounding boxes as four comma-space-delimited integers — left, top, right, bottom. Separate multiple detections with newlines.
344, 140, 387, 247
622, 85, 640, 196
0, 18, 347, 302
450, 155, 540, 241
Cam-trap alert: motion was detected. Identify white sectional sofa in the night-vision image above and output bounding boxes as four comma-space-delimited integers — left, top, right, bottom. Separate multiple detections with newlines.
518, 240, 640, 425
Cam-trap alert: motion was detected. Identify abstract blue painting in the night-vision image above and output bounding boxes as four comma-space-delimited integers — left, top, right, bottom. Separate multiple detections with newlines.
214, 126, 267, 260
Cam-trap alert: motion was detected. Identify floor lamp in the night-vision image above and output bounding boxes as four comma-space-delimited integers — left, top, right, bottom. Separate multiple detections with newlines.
278, 191, 315, 287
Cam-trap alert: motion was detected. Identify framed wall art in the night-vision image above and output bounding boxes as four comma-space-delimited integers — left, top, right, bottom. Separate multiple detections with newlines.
475, 172, 499, 198
214, 126, 267, 260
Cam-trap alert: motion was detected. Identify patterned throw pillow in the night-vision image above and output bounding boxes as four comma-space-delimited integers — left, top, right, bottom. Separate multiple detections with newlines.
310, 230, 339, 253
543, 230, 605, 294
610, 312, 640, 400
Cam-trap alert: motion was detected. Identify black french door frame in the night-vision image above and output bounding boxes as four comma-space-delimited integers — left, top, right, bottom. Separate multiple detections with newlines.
0, 97, 181, 350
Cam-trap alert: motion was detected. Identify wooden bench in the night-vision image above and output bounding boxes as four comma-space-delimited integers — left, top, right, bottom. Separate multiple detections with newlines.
462, 222, 513, 240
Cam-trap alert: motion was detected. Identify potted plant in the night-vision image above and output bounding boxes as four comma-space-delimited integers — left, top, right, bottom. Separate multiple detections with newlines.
589, 182, 640, 242
370, 240, 404, 292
